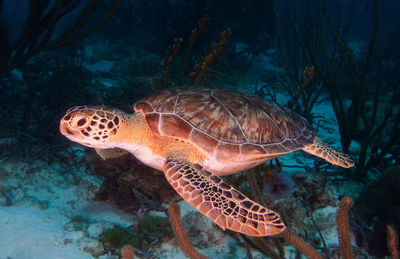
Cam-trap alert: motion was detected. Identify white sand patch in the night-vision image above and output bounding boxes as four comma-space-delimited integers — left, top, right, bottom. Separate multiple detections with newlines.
0, 207, 100, 259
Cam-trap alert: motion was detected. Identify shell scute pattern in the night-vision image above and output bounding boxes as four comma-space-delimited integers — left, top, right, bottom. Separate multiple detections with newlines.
134, 88, 315, 159
176, 89, 245, 143
140, 89, 177, 112
211, 90, 280, 143
215, 142, 240, 161
161, 114, 193, 139
244, 94, 300, 139
189, 129, 219, 156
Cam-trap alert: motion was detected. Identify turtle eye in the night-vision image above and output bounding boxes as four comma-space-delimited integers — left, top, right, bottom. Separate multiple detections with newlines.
77, 118, 87, 126
71, 114, 90, 129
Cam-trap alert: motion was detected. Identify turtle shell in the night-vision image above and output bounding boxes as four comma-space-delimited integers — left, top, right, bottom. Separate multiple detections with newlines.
134, 88, 314, 161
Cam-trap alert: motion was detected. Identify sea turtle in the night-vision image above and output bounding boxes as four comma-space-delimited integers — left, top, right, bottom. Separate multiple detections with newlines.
59, 88, 353, 237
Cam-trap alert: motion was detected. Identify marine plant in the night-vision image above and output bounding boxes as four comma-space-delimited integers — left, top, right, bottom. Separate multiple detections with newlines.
353, 165, 400, 256
270, 3, 400, 255
100, 225, 147, 250
273, 0, 400, 178
0, 0, 123, 80
0, 0, 124, 159
0, 47, 105, 163
161, 15, 232, 89
138, 215, 173, 240
166, 194, 399, 259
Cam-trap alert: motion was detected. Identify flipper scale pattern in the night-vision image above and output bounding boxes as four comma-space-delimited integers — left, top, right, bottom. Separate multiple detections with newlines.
303, 137, 354, 168
164, 159, 286, 237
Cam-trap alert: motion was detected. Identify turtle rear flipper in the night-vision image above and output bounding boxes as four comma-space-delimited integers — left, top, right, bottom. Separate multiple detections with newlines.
302, 137, 354, 168
163, 158, 286, 237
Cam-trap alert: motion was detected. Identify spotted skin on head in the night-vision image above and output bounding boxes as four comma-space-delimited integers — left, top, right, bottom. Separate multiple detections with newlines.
60, 106, 122, 147
164, 158, 286, 236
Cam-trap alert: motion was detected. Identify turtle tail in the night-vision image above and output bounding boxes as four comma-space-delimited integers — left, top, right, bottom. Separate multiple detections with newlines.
302, 137, 354, 168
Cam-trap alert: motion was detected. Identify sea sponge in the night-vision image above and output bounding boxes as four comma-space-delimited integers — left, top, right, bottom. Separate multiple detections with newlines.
263, 172, 294, 200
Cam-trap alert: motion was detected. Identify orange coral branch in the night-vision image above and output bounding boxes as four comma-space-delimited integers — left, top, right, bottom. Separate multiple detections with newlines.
121, 244, 135, 259
336, 196, 354, 259
190, 29, 232, 86
289, 66, 315, 109
387, 225, 399, 259
161, 37, 184, 88
168, 202, 209, 259
181, 16, 209, 86
279, 228, 324, 259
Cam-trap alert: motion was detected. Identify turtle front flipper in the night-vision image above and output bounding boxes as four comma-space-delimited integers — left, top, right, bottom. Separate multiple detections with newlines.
302, 137, 354, 168
95, 148, 129, 160
163, 158, 286, 237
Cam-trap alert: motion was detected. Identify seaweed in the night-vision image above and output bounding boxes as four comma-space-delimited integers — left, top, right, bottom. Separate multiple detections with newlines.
101, 225, 148, 251
160, 16, 232, 89
100, 215, 173, 253
274, 0, 400, 178
0, 0, 123, 80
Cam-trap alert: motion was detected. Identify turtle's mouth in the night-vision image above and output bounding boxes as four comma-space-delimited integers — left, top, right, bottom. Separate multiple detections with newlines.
65, 126, 74, 135
59, 121, 84, 140
60, 121, 96, 147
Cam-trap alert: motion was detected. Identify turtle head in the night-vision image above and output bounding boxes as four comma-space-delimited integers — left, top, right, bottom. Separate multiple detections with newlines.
60, 106, 125, 148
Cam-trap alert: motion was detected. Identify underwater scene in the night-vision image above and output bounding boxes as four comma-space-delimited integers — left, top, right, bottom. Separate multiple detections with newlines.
0, 0, 399, 258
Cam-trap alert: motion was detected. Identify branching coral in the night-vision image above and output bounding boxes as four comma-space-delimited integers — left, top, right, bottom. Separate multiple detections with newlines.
387, 225, 399, 259
161, 37, 184, 88
190, 29, 232, 86
278, 196, 398, 259
181, 15, 209, 86
288, 66, 315, 110
337, 196, 354, 259
168, 202, 209, 259
279, 228, 324, 259
160, 16, 231, 89
121, 244, 135, 259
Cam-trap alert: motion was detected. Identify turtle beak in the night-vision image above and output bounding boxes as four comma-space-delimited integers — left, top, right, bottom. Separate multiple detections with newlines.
59, 118, 97, 148
59, 120, 83, 140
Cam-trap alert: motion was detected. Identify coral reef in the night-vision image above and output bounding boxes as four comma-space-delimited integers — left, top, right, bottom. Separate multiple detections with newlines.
0, 1, 398, 258
353, 165, 400, 256
92, 153, 179, 214
101, 225, 146, 251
